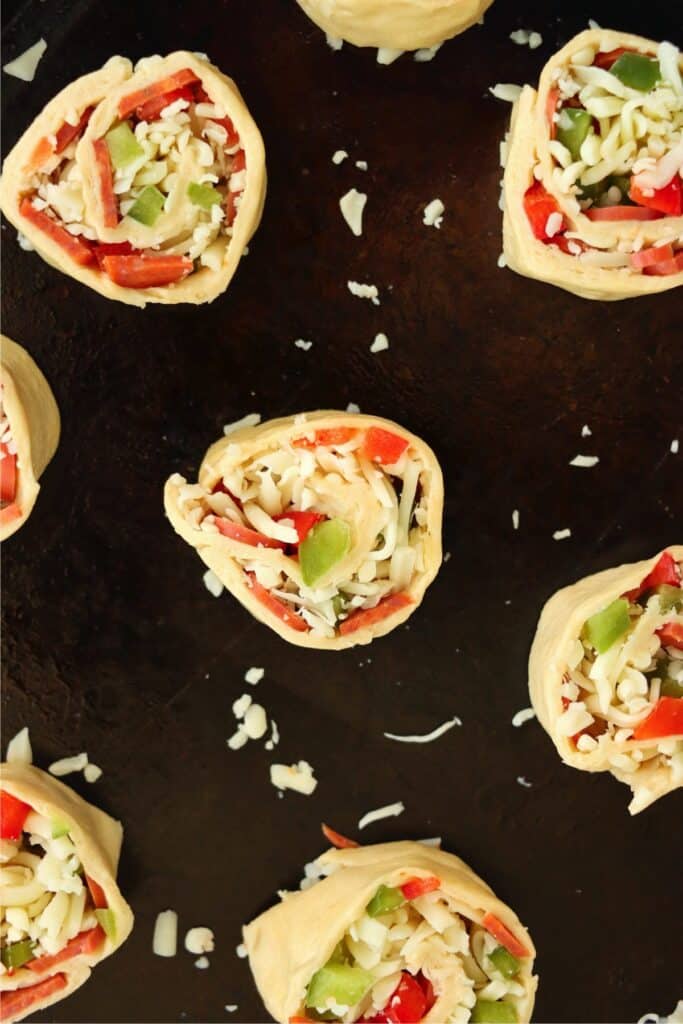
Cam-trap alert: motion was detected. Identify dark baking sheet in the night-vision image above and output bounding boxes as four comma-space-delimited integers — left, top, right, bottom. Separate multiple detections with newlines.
1, 1, 681, 1021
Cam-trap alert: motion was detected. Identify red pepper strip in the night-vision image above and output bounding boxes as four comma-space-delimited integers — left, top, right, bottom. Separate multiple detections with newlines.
273, 511, 325, 544
482, 912, 530, 959
215, 517, 286, 549
632, 696, 683, 741
25, 136, 55, 173
321, 823, 359, 848
0, 973, 68, 1019
545, 87, 559, 140
592, 47, 631, 69
0, 790, 32, 840
55, 105, 94, 154
85, 874, 108, 909
339, 593, 413, 636
630, 244, 674, 270
0, 444, 17, 504
246, 573, 309, 633
232, 149, 246, 174
585, 205, 663, 222
630, 177, 683, 216
417, 973, 436, 1013
117, 68, 200, 119
100, 254, 193, 288
212, 116, 240, 148
20, 197, 95, 266
362, 427, 410, 465
92, 138, 118, 228
644, 251, 683, 276
289, 1018, 314, 1023
523, 182, 565, 241
26, 926, 105, 975
136, 84, 196, 123
657, 623, 683, 650
624, 552, 680, 601
0, 501, 22, 526
292, 427, 357, 450
364, 972, 428, 1023
400, 876, 440, 900
92, 241, 137, 269
552, 234, 587, 255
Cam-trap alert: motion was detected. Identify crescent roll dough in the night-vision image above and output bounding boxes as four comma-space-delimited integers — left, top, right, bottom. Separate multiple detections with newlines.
244, 839, 537, 1023
0, 52, 265, 306
164, 411, 444, 649
529, 547, 683, 814
0, 336, 60, 541
0, 763, 133, 1023
502, 30, 683, 298
296, 0, 494, 52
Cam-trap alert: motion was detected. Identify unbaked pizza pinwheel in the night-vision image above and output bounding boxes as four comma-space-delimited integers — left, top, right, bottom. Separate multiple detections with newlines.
243, 838, 537, 1024
502, 29, 683, 299
529, 547, 683, 814
0, 52, 265, 307
0, 336, 60, 542
0, 762, 133, 1023
295, 0, 494, 56
164, 411, 443, 649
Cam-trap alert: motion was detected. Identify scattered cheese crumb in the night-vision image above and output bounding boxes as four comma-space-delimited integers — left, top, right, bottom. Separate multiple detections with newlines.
326, 34, 343, 51
236, 943, 248, 958
223, 413, 260, 436
332, 150, 348, 165
153, 910, 178, 957
348, 281, 380, 305
384, 716, 461, 743
265, 719, 280, 752
423, 198, 445, 229
545, 212, 563, 238
510, 29, 542, 49
512, 509, 520, 530
270, 761, 318, 795
358, 801, 405, 830
6, 727, 32, 765
529, 32, 543, 49
489, 83, 523, 103
339, 188, 367, 237
243, 704, 268, 740
377, 47, 404, 65
48, 753, 88, 777
245, 667, 264, 686
671, 439, 679, 454
497, 253, 507, 268
346, 402, 360, 414
233, 694, 252, 719
203, 569, 224, 597
581, 424, 592, 437
185, 927, 215, 955
517, 776, 533, 788
512, 707, 536, 727
570, 454, 599, 468
3, 38, 47, 81
355, 160, 368, 171
414, 42, 442, 63
225, 1006, 238, 1013
553, 528, 572, 541
195, 956, 210, 969
84, 763, 103, 783
418, 837, 442, 847
227, 728, 248, 751
17, 232, 34, 251
370, 333, 389, 354
588, 19, 601, 30
294, 338, 313, 351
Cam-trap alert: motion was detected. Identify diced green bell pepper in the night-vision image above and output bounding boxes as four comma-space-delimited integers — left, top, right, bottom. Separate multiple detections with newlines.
51, 819, 70, 838
584, 598, 630, 654
105, 123, 144, 170
328, 940, 349, 964
300, 518, 350, 587
488, 945, 520, 978
1, 940, 35, 970
366, 884, 405, 917
305, 963, 374, 1010
331, 594, 346, 620
656, 585, 683, 613
557, 108, 592, 161
95, 908, 116, 940
661, 675, 683, 698
610, 53, 660, 91
127, 185, 165, 226
188, 182, 222, 210
471, 999, 518, 1023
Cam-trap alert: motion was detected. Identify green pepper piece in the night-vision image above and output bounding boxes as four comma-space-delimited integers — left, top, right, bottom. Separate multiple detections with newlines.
488, 945, 521, 978
105, 123, 144, 170
127, 185, 165, 226
584, 598, 630, 654
188, 182, 222, 211
471, 999, 518, 1023
305, 963, 374, 1010
95, 908, 116, 940
366, 884, 405, 918
328, 940, 349, 964
661, 675, 683, 698
655, 585, 683, 613
557, 108, 592, 161
331, 594, 346, 621
610, 53, 661, 91
51, 819, 70, 838
300, 519, 351, 587
1, 940, 35, 970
